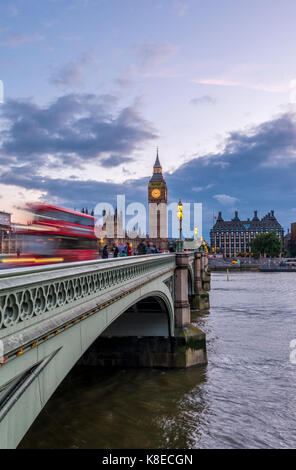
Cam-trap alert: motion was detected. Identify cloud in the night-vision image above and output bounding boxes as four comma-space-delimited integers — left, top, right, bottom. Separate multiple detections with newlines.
2, 107, 296, 236
58, 34, 81, 41
50, 54, 99, 87
113, 78, 135, 89
0, 93, 157, 171
193, 78, 240, 87
8, 6, 19, 16
192, 77, 287, 93
100, 155, 134, 168
134, 42, 179, 73
213, 194, 239, 205
192, 184, 213, 192
165, 111, 296, 234
190, 95, 216, 106
0, 169, 147, 212
174, 1, 188, 16
44, 19, 59, 29
1, 34, 44, 47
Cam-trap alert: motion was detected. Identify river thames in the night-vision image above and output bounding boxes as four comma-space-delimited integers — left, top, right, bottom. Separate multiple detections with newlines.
20, 272, 296, 449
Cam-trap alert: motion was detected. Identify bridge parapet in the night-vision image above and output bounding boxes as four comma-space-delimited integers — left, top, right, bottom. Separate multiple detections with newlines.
0, 254, 175, 340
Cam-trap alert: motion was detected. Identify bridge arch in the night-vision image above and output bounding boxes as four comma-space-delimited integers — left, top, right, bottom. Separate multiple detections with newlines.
78, 289, 175, 369
101, 291, 174, 338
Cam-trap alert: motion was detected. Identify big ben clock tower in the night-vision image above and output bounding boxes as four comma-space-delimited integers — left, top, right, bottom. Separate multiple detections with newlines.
148, 149, 167, 239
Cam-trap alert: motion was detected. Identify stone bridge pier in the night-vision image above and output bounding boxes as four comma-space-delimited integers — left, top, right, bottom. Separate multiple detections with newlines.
190, 252, 211, 313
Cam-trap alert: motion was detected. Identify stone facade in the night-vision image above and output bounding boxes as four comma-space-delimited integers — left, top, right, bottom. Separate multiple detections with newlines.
210, 210, 284, 257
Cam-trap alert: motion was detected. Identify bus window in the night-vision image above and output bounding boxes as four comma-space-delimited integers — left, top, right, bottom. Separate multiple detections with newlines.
23, 235, 57, 256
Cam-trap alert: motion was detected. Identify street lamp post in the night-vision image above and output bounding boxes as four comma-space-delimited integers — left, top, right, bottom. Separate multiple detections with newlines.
176, 199, 183, 252
194, 226, 199, 250
200, 235, 204, 252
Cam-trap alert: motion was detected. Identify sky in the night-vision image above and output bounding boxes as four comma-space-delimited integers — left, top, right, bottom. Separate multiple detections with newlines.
1, 0, 296, 237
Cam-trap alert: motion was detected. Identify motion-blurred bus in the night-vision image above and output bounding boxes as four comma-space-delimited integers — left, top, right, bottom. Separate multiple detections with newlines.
3, 204, 99, 267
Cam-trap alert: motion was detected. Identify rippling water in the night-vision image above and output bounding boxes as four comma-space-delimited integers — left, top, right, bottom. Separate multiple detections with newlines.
20, 272, 296, 449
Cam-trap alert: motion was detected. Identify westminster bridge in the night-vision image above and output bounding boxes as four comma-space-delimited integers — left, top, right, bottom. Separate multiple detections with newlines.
0, 252, 210, 449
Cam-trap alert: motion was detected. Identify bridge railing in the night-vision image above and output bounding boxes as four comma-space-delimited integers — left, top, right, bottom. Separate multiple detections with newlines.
0, 254, 176, 339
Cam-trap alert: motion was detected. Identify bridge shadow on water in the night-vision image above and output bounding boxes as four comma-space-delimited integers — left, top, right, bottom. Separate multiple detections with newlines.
18, 359, 208, 449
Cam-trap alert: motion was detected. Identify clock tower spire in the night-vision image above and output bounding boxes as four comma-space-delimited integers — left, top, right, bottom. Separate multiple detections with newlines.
154, 147, 161, 169
148, 149, 168, 240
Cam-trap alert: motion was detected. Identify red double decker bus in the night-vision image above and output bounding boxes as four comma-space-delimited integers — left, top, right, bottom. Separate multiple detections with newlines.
3, 204, 99, 267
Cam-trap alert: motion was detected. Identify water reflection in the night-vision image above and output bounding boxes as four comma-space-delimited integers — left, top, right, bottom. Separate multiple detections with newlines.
20, 366, 208, 449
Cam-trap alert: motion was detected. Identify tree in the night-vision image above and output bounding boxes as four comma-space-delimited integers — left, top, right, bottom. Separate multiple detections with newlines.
250, 231, 282, 257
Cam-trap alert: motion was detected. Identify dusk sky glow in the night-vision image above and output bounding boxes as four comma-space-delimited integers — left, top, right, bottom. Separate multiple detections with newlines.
1, 0, 296, 236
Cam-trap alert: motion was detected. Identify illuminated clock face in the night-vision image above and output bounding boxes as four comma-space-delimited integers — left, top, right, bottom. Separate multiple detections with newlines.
151, 188, 161, 199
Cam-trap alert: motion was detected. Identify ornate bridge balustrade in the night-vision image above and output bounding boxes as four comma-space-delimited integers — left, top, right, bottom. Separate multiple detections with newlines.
0, 254, 175, 338
0, 252, 210, 449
